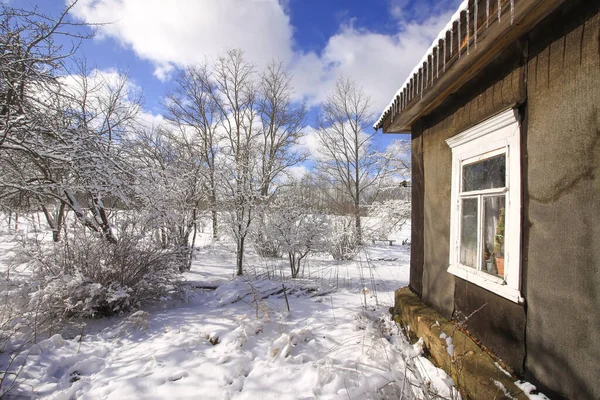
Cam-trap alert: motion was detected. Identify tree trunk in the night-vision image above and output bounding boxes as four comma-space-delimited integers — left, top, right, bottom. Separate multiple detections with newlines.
42, 201, 67, 242
236, 236, 245, 276
211, 209, 218, 240
189, 209, 198, 271
289, 252, 298, 278
54, 201, 66, 242
96, 205, 117, 244
354, 205, 362, 245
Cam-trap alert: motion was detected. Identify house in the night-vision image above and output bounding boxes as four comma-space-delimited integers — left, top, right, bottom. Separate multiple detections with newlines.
375, 0, 599, 398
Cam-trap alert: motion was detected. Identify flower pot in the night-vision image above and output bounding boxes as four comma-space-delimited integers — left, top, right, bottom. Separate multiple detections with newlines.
495, 256, 504, 277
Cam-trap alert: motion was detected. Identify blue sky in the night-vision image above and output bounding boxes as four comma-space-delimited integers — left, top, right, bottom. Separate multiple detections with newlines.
15, 0, 462, 148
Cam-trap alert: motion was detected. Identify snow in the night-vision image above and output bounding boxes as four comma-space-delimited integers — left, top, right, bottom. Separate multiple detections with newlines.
493, 380, 516, 399
515, 381, 551, 400
0, 226, 462, 399
0, 219, 550, 399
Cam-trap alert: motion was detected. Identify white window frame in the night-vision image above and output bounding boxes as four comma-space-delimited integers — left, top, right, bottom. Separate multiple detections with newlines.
446, 108, 524, 303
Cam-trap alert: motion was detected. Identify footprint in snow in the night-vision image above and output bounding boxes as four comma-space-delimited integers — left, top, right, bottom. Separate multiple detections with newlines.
165, 371, 189, 382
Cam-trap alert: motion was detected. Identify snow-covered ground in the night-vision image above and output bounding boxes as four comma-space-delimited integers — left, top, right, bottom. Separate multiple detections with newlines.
0, 225, 461, 399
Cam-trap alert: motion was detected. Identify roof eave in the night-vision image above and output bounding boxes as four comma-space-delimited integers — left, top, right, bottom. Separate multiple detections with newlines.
379, 0, 566, 134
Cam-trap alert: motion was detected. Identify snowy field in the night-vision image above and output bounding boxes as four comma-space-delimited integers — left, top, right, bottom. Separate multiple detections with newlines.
0, 221, 461, 399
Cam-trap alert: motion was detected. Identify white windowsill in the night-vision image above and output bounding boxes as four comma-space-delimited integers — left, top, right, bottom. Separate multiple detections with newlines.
448, 264, 524, 304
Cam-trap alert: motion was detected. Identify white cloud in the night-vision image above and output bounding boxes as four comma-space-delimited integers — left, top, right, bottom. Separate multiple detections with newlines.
286, 165, 308, 180
292, 11, 455, 113
70, 0, 457, 116
296, 126, 321, 158
72, 0, 294, 80
60, 68, 165, 134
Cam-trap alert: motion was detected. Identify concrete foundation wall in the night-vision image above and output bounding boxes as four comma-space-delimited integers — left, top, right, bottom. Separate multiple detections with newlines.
522, 5, 600, 399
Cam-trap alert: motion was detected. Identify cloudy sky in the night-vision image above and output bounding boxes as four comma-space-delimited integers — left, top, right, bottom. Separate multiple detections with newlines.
24, 0, 462, 146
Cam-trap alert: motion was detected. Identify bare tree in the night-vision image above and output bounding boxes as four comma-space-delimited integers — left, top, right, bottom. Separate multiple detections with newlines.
61, 63, 142, 243
0, 1, 88, 240
129, 125, 207, 270
252, 61, 307, 257
0, 57, 142, 243
314, 77, 384, 246
0, 1, 89, 150
265, 186, 327, 278
211, 49, 260, 276
0, 2, 143, 242
257, 61, 307, 198
164, 65, 221, 240
164, 50, 310, 275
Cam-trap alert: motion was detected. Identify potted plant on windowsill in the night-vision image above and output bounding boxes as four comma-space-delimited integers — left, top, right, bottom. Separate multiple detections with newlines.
494, 208, 505, 277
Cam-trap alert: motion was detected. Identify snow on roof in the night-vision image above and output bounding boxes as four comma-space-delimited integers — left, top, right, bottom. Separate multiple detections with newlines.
374, 0, 470, 130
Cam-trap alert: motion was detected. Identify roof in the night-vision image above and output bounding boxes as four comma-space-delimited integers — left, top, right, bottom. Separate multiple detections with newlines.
375, 0, 566, 133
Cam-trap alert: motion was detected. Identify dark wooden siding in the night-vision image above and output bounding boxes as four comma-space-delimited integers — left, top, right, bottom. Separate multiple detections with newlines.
409, 125, 424, 296
410, 1, 600, 398
522, 1, 600, 398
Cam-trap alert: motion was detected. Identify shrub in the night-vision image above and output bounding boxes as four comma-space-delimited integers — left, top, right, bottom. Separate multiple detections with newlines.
21, 225, 185, 320
324, 217, 359, 260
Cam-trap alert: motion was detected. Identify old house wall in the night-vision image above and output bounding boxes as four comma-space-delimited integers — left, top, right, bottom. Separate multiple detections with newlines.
416, 62, 527, 365
421, 2, 599, 398
410, 127, 424, 296
522, 4, 600, 399
406, 1, 598, 397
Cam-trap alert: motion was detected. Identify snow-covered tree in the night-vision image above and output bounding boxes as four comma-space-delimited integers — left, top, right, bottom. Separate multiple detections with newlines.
209, 49, 260, 276
164, 65, 222, 240
0, 1, 88, 240
367, 199, 411, 241
58, 64, 142, 243
256, 61, 307, 198
171, 50, 308, 275
264, 185, 327, 278
314, 77, 387, 247
128, 125, 208, 270
253, 61, 307, 257
0, 2, 142, 243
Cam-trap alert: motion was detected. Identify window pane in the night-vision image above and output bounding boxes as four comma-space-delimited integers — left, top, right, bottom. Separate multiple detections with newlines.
483, 196, 506, 278
460, 198, 478, 268
462, 154, 506, 192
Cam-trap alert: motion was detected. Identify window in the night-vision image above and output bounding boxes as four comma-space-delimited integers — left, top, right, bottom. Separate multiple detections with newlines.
446, 109, 523, 303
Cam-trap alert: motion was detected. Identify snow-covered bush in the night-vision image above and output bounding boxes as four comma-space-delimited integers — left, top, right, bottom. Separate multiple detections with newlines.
19, 226, 184, 320
366, 199, 411, 240
264, 206, 328, 278
324, 216, 360, 260
252, 214, 283, 259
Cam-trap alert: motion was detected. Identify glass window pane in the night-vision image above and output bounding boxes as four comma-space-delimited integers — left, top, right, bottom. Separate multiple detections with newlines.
483, 196, 506, 278
462, 154, 506, 192
460, 198, 478, 268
